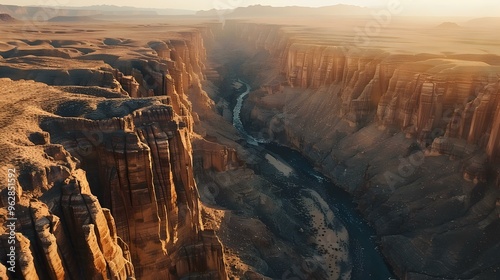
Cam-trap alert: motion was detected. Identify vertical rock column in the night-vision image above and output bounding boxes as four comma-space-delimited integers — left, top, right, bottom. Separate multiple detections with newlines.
487, 102, 500, 161
97, 131, 168, 278
59, 175, 135, 279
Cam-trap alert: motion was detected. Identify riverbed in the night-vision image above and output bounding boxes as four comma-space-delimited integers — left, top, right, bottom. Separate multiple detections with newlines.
232, 80, 396, 280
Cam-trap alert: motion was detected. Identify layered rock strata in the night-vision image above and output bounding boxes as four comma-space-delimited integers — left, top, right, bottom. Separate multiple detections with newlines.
222, 22, 500, 168
43, 102, 225, 279
216, 21, 500, 279
0, 26, 228, 280
0, 79, 136, 280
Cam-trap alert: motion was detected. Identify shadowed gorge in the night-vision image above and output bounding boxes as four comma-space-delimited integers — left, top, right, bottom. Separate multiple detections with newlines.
0, 3, 499, 280
223, 20, 500, 279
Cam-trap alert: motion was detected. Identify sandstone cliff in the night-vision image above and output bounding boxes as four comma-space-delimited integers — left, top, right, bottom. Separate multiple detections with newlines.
0, 25, 228, 279
224, 22, 500, 169
0, 79, 135, 280
216, 21, 500, 279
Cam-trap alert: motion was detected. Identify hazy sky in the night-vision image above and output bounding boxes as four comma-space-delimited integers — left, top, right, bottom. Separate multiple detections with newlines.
1, 0, 499, 16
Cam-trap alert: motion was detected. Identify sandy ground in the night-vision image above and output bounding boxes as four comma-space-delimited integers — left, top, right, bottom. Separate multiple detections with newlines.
265, 154, 294, 176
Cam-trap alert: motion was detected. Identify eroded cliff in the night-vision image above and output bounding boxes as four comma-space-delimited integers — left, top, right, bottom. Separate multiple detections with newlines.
2, 12, 500, 280
0, 24, 228, 279
214, 21, 500, 279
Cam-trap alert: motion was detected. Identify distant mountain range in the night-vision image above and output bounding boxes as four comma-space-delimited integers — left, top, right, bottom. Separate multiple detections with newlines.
1, 4, 495, 23
0, 4, 196, 19
0, 13, 17, 22
466, 17, 500, 28
434, 22, 462, 29
0, 4, 369, 20
197, 4, 370, 18
47, 15, 105, 22
59, 5, 197, 16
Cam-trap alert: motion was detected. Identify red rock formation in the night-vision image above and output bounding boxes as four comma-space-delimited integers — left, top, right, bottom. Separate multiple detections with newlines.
0, 28, 228, 279
224, 22, 500, 166
0, 153, 135, 280
44, 101, 226, 279
487, 101, 500, 162
216, 22, 500, 279
193, 139, 240, 172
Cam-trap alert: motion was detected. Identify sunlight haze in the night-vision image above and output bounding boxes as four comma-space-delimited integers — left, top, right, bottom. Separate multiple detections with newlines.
0, 0, 498, 16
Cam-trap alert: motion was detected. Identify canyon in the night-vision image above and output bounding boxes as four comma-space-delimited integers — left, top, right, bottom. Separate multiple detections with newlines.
230, 20, 500, 279
0, 20, 228, 279
0, 4, 499, 280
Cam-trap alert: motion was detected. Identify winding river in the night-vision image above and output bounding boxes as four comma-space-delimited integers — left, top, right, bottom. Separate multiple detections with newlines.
232, 79, 396, 280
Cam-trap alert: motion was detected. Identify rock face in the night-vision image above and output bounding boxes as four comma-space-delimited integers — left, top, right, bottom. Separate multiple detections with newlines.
0, 14, 16, 22
225, 22, 500, 161
0, 25, 228, 280
43, 102, 225, 279
216, 21, 500, 279
2, 13, 498, 280
0, 133, 135, 279
193, 139, 240, 172
223, 21, 500, 164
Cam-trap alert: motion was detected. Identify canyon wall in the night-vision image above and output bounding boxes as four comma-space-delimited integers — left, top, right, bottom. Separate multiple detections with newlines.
225, 22, 500, 168
2, 16, 499, 280
218, 21, 500, 279
0, 27, 228, 279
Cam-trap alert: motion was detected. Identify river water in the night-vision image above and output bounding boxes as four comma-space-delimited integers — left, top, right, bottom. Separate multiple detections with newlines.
232, 80, 396, 280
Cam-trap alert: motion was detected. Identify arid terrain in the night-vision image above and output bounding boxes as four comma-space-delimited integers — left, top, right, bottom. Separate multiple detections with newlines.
0, 3, 499, 280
